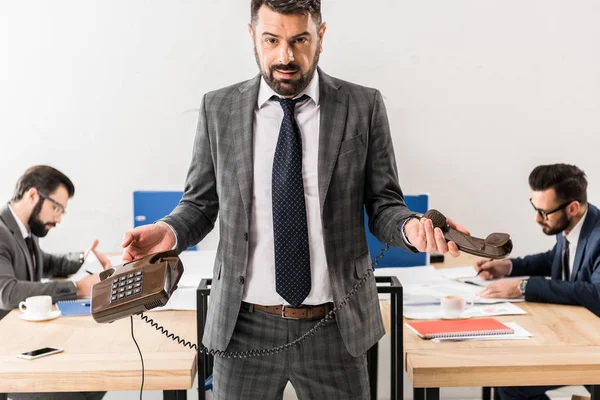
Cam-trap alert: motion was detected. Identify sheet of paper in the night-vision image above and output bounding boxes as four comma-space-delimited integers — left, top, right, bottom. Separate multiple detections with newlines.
68, 250, 105, 281
404, 302, 527, 320
437, 266, 498, 287
431, 322, 533, 342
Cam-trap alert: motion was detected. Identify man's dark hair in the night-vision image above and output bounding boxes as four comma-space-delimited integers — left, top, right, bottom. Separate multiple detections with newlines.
11, 165, 75, 202
529, 163, 588, 205
251, 0, 322, 26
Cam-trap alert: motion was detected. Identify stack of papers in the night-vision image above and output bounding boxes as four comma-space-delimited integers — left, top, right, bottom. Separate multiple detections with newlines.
404, 302, 526, 320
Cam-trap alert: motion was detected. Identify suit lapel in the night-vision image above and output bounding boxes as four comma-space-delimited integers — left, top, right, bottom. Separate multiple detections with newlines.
232, 75, 260, 221
571, 205, 599, 280
318, 69, 348, 211
0, 205, 35, 280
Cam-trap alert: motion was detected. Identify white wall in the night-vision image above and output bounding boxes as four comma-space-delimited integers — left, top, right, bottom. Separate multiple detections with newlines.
1, 0, 599, 259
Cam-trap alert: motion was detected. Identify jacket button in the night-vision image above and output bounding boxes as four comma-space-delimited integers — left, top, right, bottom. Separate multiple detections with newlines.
244, 232, 248, 241
238, 276, 245, 285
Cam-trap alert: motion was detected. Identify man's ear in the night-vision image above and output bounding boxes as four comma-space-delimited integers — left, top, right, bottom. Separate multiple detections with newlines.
318, 22, 327, 52
27, 187, 38, 203
248, 23, 256, 48
568, 201, 581, 216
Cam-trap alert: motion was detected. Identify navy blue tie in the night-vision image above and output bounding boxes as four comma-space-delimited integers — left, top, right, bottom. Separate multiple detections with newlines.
562, 236, 570, 281
271, 95, 311, 306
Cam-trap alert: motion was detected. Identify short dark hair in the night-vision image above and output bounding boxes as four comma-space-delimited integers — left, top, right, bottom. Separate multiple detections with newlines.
11, 165, 75, 202
251, 0, 322, 26
529, 163, 587, 205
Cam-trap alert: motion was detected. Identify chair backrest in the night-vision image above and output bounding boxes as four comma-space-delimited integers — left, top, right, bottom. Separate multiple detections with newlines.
364, 194, 429, 268
133, 191, 197, 251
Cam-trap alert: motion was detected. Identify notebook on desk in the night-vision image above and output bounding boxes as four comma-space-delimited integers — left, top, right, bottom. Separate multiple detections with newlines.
56, 299, 91, 316
405, 317, 513, 339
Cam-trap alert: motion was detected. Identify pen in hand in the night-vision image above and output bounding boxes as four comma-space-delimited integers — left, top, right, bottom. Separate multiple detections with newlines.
474, 258, 493, 277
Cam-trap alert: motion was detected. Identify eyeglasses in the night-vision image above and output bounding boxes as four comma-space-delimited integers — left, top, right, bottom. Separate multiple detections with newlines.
529, 198, 571, 221
38, 191, 67, 216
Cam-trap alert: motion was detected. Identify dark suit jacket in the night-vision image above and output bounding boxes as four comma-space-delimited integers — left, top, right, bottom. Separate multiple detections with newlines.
0, 204, 80, 319
162, 69, 415, 356
509, 203, 600, 316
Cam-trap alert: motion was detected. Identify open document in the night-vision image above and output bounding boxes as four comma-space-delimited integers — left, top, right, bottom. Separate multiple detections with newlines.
437, 266, 498, 287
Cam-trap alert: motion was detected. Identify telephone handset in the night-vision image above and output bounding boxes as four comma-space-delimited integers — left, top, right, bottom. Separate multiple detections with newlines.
423, 209, 513, 259
91, 251, 183, 323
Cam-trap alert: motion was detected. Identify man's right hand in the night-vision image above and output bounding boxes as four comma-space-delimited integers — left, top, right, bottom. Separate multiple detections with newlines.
121, 223, 176, 262
474, 258, 512, 280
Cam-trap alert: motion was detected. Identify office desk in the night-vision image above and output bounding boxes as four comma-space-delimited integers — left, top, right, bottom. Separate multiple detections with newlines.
0, 309, 197, 399
380, 254, 600, 400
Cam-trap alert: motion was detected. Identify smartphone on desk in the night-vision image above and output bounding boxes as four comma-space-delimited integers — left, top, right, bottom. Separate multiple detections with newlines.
17, 347, 64, 360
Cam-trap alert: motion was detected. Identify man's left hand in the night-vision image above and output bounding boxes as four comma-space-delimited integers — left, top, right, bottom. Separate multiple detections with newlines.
85, 239, 112, 270
404, 217, 470, 257
477, 278, 523, 299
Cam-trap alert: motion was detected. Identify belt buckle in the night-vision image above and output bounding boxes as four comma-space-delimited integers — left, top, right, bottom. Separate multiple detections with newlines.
281, 305, 300, 319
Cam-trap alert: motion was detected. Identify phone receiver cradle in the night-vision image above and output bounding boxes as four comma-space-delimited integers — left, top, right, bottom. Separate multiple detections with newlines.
91, 251, 184, 323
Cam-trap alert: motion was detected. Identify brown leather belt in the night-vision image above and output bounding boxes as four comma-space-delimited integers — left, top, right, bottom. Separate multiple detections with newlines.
246, 302, 333, 319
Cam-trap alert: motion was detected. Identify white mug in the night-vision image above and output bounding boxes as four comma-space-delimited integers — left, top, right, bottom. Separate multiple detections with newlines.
19, 295, 52, 317
440, 295, 473, 318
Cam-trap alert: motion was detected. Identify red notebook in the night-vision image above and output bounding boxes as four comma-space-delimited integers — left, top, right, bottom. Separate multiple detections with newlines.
405, 318, 513, 339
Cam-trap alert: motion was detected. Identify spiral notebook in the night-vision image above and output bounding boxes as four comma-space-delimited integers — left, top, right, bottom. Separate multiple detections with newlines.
56, 299, 91, 316
405, 317, 514, 339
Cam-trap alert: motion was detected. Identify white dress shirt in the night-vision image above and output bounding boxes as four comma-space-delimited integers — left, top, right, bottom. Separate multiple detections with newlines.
243, 71, 333, 306
564, 208, 588, 278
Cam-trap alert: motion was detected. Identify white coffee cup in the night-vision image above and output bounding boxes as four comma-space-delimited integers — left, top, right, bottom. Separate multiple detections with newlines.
440, 295, 473, 318
19, 295, 52, 317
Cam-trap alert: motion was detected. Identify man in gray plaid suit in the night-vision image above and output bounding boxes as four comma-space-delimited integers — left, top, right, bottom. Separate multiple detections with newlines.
123, 1, 466, 398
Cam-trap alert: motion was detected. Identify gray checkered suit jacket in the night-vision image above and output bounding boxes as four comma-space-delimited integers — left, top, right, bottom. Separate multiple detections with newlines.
162, 69, 415, 357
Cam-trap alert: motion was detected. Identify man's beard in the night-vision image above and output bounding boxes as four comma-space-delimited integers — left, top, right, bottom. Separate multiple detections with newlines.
540, 212, 570, 236
28, 199, 56, 238
255, 48, 320, 97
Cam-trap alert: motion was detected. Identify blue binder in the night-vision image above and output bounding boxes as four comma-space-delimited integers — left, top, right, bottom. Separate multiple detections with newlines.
56, 300, 91, 316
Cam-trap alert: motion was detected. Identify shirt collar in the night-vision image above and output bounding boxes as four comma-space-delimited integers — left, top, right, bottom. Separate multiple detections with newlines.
7, 203, 30, 239
564, 208, 588, 243
257, 69, 320, 109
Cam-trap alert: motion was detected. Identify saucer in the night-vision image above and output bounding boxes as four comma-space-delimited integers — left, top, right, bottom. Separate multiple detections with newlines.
19, 310, 61, 322
440, 313, 472, 320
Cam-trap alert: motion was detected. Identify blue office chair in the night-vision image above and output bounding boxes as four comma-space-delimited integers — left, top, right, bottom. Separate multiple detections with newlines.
364, 194, 429, 267
133, 190, 197, 251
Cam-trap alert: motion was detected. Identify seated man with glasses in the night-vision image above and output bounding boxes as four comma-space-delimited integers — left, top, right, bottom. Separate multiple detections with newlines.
475, 163, 600, 400
0, 165, 112, 319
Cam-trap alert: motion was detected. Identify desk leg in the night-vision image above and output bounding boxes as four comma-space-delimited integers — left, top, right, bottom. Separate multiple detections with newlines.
163, 390, 187, 400
482, 386, 492, 400
591, 385, 600, 400
391, 286, 403, 400
414, 388, 440, 400
367, 342, 378, 400
0, 393, 6, 400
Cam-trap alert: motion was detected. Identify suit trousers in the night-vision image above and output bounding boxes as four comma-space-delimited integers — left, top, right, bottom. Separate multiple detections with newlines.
212, 304, 370, 400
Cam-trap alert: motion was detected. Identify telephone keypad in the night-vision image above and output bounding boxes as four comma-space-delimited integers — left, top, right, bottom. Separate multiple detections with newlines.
111, 271, 143, 303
